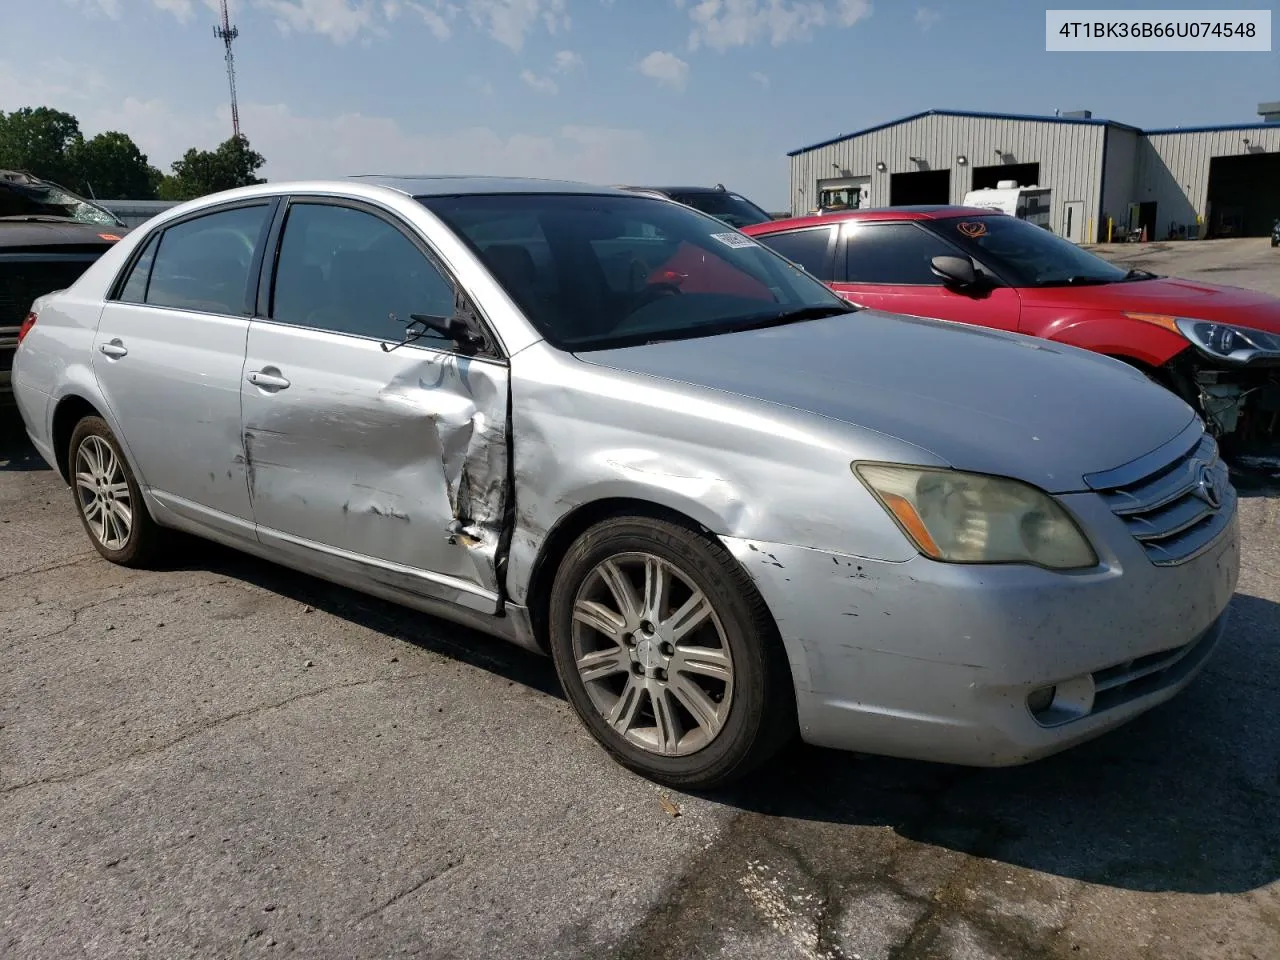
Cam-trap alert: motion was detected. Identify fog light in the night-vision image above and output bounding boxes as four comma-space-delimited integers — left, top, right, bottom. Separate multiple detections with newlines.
1027, 686, 1056, 714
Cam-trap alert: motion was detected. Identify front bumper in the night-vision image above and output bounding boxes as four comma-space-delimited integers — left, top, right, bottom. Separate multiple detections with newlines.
723, 496, 1239, 767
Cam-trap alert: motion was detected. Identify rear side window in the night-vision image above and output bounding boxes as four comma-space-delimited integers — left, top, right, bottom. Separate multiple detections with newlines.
146, 205, 270, 315
117, 233, 159, 303
755, 227, 836, 282
270, 202, 456, 344
843, 222, 956, 285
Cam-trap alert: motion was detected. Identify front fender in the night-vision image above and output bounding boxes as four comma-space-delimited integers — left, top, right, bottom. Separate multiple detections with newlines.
503, 345, 930, 606
1027, 309, 1192, 368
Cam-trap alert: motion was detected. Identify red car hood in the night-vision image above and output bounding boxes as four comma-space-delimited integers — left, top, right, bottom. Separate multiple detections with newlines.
1021, 276, 1280, 333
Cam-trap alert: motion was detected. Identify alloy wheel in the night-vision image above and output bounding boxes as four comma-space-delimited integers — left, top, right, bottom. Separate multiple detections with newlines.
74, 435, 133, 551
571, 552, 735, 756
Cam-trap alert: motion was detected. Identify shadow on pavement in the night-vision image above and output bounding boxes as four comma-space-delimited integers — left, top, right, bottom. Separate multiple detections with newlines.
718, 590, 1280, 896
187, 539, 566, 701
0, 410, 46, 472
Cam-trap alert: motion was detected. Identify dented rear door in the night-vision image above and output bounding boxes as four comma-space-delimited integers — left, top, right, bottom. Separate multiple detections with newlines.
240, 198, 510, 613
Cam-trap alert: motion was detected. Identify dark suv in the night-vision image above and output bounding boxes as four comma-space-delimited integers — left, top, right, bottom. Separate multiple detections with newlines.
1, 172, 124, 401
615, 184, 774, 228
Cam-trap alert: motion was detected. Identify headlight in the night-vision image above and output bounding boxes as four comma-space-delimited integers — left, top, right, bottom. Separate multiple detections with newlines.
1126, 312, 1280, 363
1175, 318, 1280, 363
854, 463, 1098, 570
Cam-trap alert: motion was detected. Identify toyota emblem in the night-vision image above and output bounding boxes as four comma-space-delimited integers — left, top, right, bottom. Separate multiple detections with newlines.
1192, 462, 1222, 510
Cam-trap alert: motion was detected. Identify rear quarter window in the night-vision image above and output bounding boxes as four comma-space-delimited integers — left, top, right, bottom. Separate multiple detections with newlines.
755, 227, 836, 282
117, 233, 160, 304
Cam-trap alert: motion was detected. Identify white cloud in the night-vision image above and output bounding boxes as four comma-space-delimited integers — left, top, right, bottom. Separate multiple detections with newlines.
65, 0, 571, 48
408, 0, 460, 38
913, 5, 940, 30
686, 0, 872, 51
553, 49, 583, 73
257, 0, 379, 43
750, 70, 769, 87
520, 69, 559, 94
835, 0, 871, 27
638, 50, 689, 90
465, 0, 569, 51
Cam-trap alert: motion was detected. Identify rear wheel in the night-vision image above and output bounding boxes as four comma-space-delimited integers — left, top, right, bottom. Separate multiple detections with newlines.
68, 416, 166, 567
548, 515, 795, 789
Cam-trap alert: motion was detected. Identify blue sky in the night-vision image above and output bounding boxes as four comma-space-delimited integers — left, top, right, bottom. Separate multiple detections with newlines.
1, 0, 1276, 208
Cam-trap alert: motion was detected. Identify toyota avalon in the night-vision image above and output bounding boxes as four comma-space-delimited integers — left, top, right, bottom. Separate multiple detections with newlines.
10, 177, 1239, 788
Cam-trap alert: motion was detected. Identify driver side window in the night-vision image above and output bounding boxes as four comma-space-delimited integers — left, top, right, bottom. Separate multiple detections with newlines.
271, 202, 456, 344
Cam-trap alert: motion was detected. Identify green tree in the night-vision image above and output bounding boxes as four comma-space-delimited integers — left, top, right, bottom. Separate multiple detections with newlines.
0, 107, 84, 185
68, 131, 163, 200
159, 135, 266, 201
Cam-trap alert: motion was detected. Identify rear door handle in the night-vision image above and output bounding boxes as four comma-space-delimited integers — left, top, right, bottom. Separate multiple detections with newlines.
247, 369, 291, 391
99, 339, 128, 359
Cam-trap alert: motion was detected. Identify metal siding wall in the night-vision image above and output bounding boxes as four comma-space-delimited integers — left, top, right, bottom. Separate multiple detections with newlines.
1137, 126, 1280, 235
789, 116, 1106, 239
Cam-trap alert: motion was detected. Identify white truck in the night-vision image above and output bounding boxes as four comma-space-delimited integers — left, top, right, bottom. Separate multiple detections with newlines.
961, 180, 1052, 229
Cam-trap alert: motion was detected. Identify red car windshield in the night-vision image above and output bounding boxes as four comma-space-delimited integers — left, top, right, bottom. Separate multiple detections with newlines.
421, 192, 850, 351
933, 215, 1135, 287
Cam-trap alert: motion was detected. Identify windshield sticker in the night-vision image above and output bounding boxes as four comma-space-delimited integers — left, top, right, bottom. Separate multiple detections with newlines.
710, 232, 757, 249
956, 221, 988, 238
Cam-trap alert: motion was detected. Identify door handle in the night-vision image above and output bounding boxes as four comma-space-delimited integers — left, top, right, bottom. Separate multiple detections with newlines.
99, 339, 128, 359
247, 369, 291, 391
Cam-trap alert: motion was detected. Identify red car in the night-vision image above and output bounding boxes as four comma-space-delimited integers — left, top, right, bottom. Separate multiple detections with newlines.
743, 207, 1280, 462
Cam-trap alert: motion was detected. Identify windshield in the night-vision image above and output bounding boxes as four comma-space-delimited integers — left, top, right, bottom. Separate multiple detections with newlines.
665, 191, 773, 228
0, 178, 124, 226
420, 192, 851, 351
935, 214, 1130, 287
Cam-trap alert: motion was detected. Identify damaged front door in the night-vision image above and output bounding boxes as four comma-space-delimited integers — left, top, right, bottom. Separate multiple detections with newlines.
240, 199, 509, 613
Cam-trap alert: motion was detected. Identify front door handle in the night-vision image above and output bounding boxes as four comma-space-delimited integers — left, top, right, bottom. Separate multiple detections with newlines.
99, 339, 128, 359
247, 369, 291, 391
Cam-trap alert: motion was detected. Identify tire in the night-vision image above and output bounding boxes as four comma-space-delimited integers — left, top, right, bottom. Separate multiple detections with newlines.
67, 416, 167, 568
548, 515, 795, 790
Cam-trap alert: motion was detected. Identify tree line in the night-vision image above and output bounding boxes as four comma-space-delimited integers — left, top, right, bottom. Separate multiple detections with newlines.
0, 106, 266, 202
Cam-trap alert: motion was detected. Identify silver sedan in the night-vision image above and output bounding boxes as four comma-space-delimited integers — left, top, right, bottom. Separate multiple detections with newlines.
10, 177, 1239, 788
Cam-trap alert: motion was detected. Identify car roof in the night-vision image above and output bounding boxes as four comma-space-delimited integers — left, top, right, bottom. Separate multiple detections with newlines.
617, 185, 753, 197
742, 205, 997, 234
347, 175, 627, 197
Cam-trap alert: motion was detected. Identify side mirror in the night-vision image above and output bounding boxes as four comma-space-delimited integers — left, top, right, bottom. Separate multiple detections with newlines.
930, 255, 979, 289
382, 313, 486, 353
414, 313, 485, 348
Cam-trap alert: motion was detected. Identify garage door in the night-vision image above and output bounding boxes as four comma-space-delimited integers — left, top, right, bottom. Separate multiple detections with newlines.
889, 169, 951, 206
1207, 152, 1280, 237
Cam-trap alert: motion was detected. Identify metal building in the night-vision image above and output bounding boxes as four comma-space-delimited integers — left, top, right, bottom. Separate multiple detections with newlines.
788, 106, 1280, 242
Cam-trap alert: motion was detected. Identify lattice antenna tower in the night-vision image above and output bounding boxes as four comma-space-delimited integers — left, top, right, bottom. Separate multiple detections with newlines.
213, 0, 241, 138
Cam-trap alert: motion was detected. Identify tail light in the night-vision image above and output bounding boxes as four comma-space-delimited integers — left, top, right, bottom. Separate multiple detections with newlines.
17, 311, 37, 345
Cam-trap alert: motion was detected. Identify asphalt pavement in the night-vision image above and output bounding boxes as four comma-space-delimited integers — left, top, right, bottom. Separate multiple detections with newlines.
2, 238, 1278, 960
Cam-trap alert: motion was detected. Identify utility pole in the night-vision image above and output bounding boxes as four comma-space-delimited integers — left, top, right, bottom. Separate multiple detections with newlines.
213, 0, 241, 139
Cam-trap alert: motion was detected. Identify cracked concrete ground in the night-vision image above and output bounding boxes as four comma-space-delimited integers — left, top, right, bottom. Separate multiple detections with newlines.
2, 240, 1279, 959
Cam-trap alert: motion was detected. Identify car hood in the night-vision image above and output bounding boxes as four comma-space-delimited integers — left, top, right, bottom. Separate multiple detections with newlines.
581, 310, 1195, 493
0, 218, 124, 248
1021, 275, 1280, 333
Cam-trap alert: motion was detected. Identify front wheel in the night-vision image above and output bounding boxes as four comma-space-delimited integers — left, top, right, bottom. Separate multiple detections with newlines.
68, 416, 166, 567
548, 515, 795, 789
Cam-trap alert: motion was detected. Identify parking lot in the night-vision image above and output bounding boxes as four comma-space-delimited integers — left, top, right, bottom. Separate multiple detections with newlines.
2, 238, 1278, 960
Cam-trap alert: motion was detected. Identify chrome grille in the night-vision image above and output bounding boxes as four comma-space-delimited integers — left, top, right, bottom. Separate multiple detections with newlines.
1085, 427, 1235, 566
